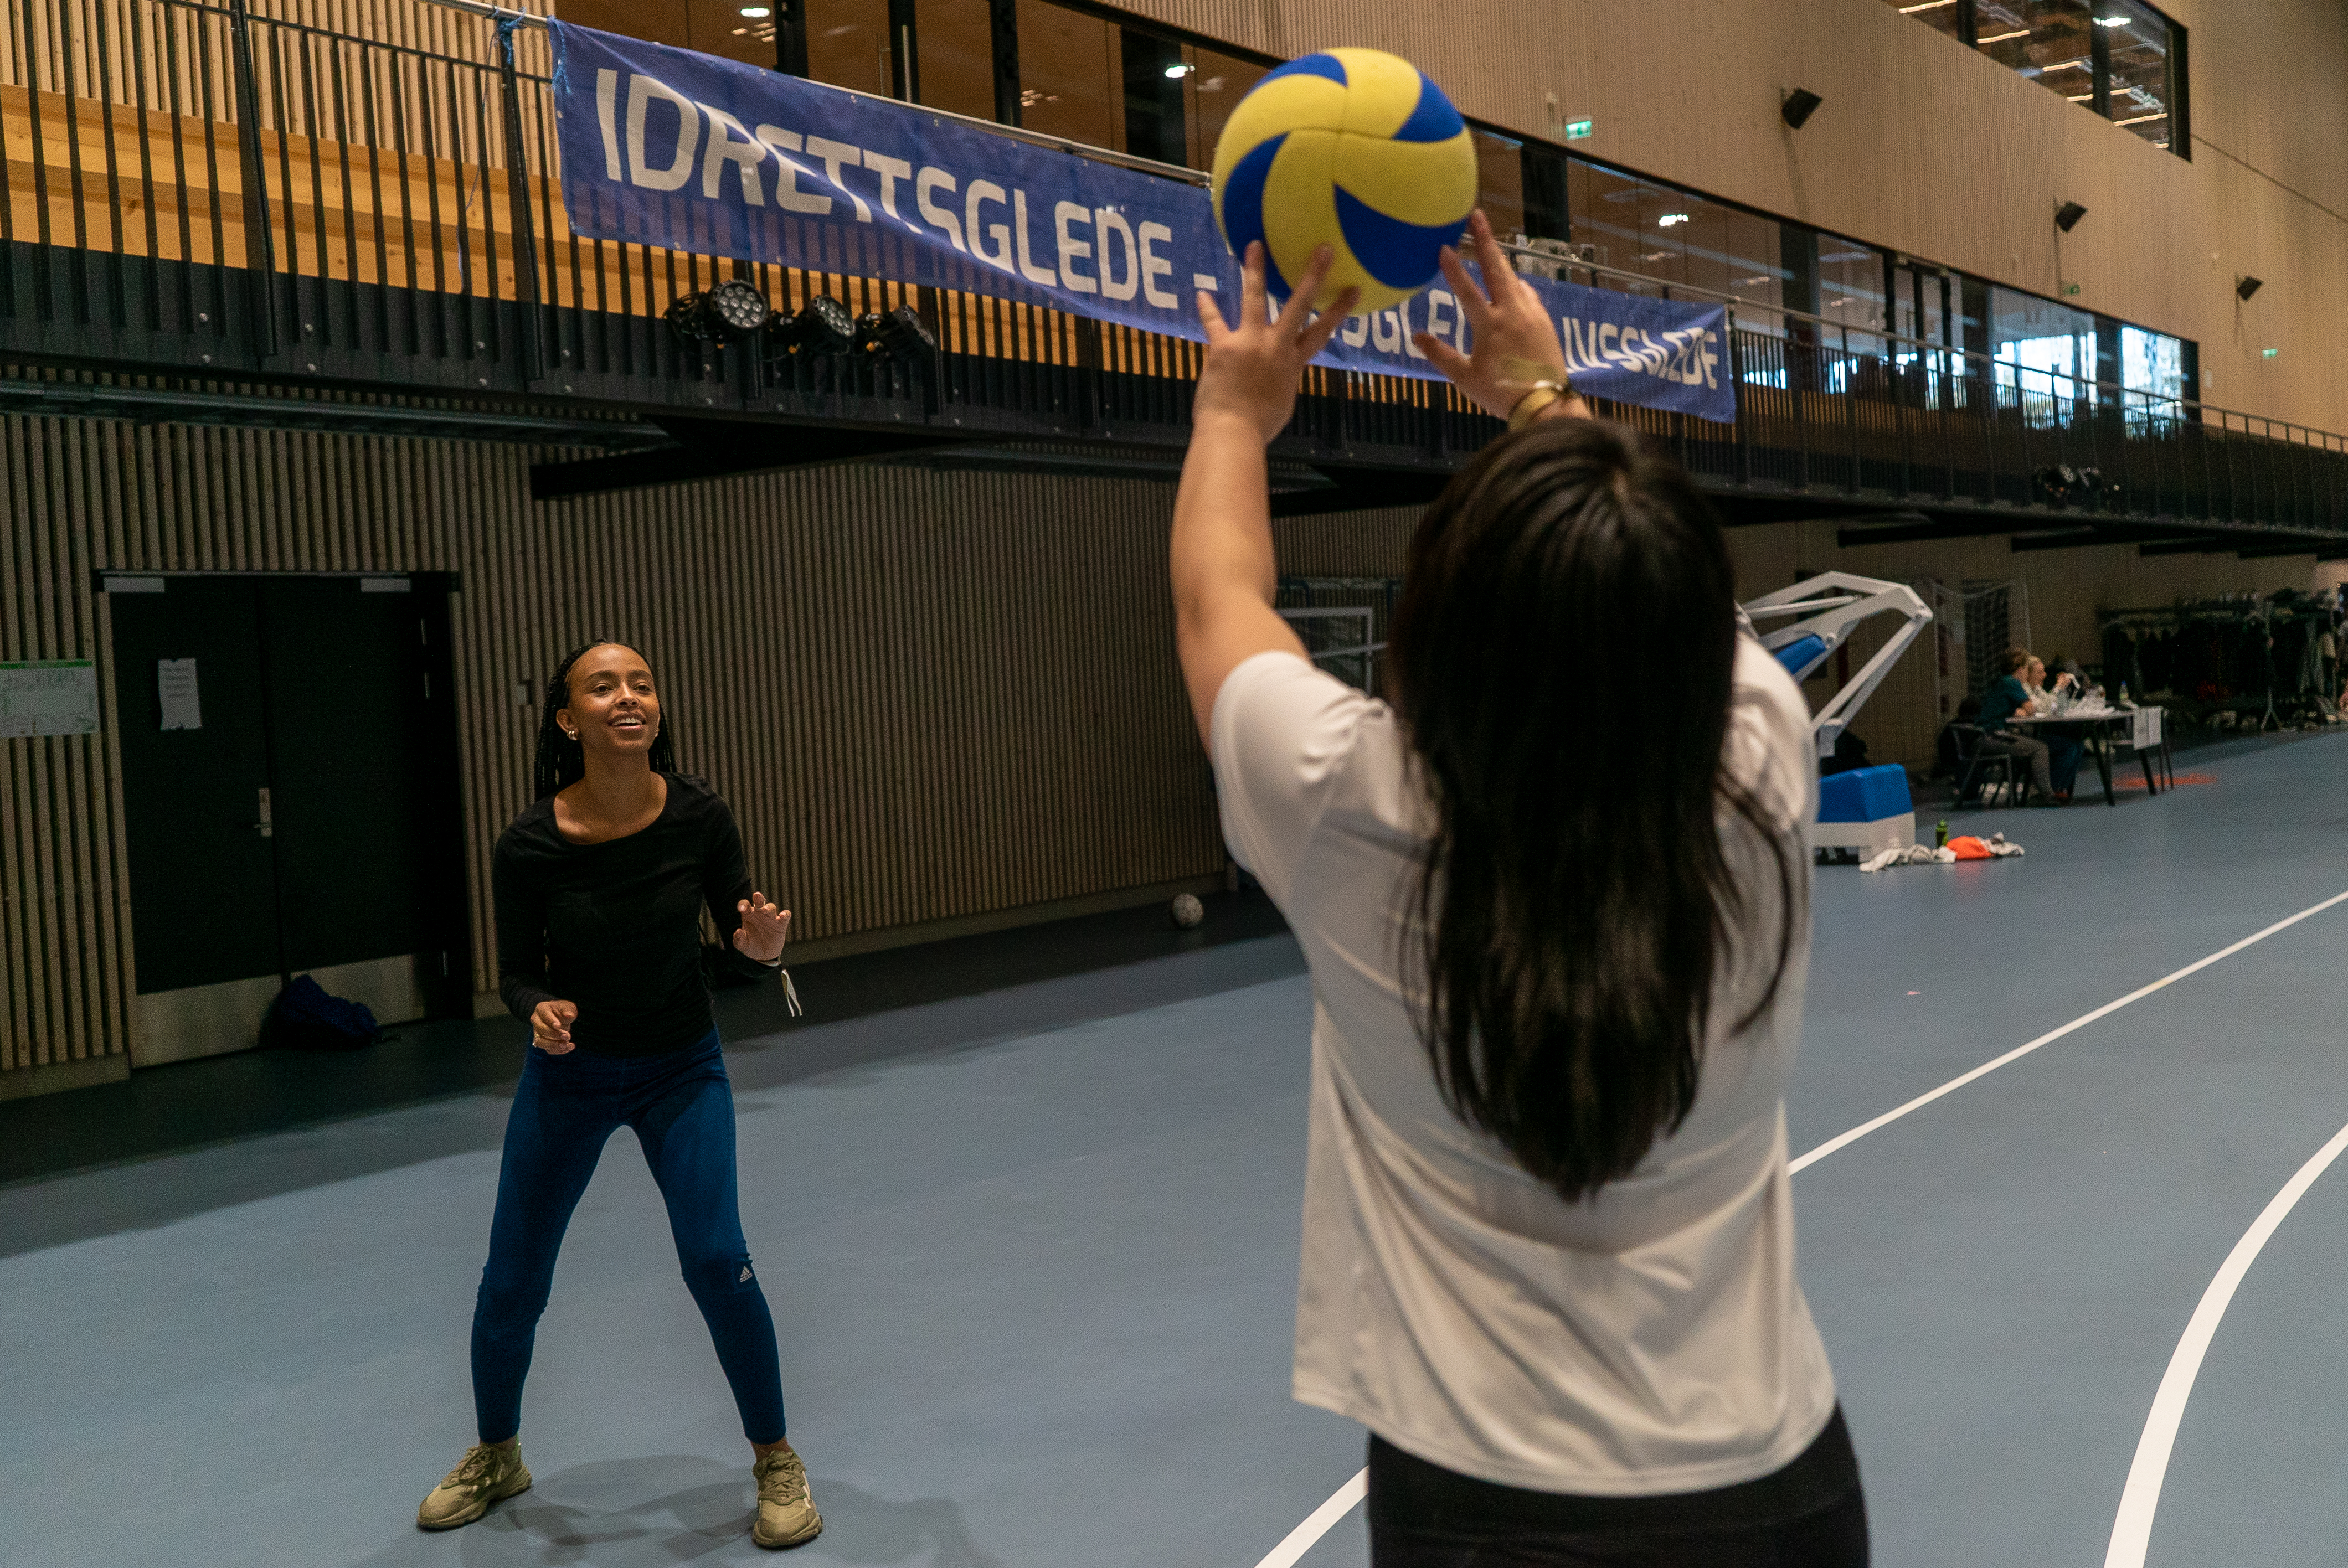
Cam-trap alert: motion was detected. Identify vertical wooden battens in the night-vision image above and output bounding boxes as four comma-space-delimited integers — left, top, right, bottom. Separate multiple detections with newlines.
0, 414, 1222, 1091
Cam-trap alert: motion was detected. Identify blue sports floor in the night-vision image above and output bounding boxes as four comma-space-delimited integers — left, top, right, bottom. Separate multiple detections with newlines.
5, 731, 2348, 1567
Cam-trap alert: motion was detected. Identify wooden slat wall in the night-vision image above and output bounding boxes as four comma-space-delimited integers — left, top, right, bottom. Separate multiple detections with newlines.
0, 416, 1222, 1081
1273, 508, 1418, 579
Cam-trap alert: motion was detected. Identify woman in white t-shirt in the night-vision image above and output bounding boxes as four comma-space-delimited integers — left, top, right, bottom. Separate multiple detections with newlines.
1170, 216, 1866, 1564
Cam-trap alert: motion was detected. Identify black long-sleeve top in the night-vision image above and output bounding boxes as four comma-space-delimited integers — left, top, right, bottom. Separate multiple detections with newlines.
493, 772, 774, 1058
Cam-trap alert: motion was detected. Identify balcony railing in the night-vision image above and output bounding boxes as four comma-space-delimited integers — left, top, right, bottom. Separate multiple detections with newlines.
1, 0, 2343, 539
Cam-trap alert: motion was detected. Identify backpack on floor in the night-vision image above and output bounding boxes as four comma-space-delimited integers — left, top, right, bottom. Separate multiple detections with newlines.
264, 974, 383, 1051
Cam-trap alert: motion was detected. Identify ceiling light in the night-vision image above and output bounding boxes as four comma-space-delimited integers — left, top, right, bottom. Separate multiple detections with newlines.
1740, 275, 1772, 285
1898, 0, 1955, 9
2094, 14, 2130, 24
2038, 56, 2090, 70
1781, 87, 1823, 130
1163, 62, 1194, 78
739, 5, 769, 14
2115, 111, 2167, 125
1657, 213, 1690, 226
1978, 29, 2030, 44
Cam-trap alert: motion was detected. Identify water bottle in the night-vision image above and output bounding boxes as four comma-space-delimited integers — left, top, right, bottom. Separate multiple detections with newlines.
2118, 682, 2134, 709
1935, 819, 1949, 850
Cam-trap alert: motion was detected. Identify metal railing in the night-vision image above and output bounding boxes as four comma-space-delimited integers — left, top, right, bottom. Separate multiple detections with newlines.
0, 0, 2343, 537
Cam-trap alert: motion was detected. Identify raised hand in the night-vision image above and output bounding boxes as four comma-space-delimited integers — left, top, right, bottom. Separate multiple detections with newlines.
1412, 209, 1588, 424
531, 998, 579, 1055
1193, 243, 1360, 445
734, 892, 792, 964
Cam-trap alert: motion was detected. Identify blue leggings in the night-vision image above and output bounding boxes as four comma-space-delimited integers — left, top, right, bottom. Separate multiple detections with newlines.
471, 1030, 786, 1445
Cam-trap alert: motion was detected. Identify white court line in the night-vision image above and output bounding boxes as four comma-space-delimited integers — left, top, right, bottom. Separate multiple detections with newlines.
1249, 1467, 1367, 1568
1790, 888, 2348, 1173
1253, 886, 2348, 1567
2103, 1117, 2348, 1566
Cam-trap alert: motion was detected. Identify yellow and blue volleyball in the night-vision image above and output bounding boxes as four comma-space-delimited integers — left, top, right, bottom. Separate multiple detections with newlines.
1211, 49, 1477, 312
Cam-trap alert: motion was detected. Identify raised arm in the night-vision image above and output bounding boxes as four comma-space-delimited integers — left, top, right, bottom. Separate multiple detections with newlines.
1171, 243, 1357, 752
1412, 210, 1592, 427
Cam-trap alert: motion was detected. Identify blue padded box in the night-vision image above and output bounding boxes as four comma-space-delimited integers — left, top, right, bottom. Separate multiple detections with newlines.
1817, 763, 1912, 823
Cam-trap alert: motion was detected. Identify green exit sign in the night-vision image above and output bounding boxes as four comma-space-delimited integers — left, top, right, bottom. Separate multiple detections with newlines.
1564, 117, 1594, 141
2262, 347, 2279, 358
2062, 282, 2082, 297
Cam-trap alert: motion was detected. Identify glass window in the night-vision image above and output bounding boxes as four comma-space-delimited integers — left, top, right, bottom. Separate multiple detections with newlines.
1990, 285, 2095, 423
1571, 163, 1681, 295
1183, 49, 1270, 171
1816, 239, 1884, 339
2120, 322, 2185, 429
2095, 0, 2174, 147
806, 0, 894, 95
1891, 0, 1967, 43
1015, 0, 1119, 149
1974, 2, 2099, 99
1474, 130, 1525, 241
914, 0, 996, 120
1119, 28, 1186, 165
1722, 208, 1786, 323
559, 0, 777, 70
1012, 3, 1269, 169
1884, 0, 2184, 156
1520, 141, 1569, 243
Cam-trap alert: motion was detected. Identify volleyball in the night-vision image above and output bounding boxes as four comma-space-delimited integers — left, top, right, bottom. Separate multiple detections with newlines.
1211, 49, 1478, 313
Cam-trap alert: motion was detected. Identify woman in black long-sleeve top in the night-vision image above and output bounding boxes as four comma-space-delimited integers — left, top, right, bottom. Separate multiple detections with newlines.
415, 639, 821, 1552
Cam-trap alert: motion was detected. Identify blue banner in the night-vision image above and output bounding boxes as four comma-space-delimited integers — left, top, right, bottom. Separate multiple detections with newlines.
547, 24, 1734, 422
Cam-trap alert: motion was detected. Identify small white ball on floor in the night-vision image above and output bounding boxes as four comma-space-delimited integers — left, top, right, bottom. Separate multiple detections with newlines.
1170, 893, 1204, 929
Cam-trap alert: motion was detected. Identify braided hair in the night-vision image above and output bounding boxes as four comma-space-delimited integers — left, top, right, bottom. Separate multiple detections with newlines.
532, 638, 678, 800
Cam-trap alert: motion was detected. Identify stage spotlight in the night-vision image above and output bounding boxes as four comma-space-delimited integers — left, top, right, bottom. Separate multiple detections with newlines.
766, 295, 857, 359
851, 305, 939, 364
1781, 88, 1822, 130
2054, 201, 2088, 233
2237, 275, 2263, 301
664, 279, 775, 345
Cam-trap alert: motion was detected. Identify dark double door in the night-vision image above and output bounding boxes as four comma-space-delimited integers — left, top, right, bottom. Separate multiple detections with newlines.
109, 574, 470, 1036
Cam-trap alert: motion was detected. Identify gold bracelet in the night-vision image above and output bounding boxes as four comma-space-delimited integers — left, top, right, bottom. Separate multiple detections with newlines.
1507, 381, 1568, 432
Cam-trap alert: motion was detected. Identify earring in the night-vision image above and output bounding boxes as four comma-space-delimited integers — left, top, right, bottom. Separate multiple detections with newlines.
563, 729, 577, 740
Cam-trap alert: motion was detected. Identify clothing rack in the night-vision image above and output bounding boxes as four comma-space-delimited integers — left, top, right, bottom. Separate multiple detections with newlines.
2098, 591, 2344, 732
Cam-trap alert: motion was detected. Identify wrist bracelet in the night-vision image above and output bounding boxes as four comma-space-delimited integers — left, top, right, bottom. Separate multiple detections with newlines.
1507, 380, 1568, 432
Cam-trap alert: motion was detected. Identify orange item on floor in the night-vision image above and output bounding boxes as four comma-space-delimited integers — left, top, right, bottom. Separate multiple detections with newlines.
1947, 835, 1994, 860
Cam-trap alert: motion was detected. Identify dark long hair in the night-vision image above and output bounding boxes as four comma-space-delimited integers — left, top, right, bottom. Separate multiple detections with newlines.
532, 638, 678, 800
1387, 418, 1800, 1205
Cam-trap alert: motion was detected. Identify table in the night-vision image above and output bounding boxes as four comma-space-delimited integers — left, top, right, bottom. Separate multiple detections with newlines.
2007, 706, 2166, 806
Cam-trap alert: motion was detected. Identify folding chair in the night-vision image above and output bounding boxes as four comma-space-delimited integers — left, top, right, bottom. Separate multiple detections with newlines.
1950, 724, 2023, 807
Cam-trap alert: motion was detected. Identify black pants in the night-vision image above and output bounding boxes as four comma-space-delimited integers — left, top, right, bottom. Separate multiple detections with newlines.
1367, 1408, 1867, 1567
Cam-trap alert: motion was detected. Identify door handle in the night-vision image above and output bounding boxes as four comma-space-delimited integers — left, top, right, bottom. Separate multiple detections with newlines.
249, 786, 272, 838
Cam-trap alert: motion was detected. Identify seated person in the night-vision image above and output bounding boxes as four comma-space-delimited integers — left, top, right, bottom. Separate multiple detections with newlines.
1972, 648, 2064, 805
1935, 695, 1981, 779
2019, 654, 2085, 796
2021, 655, 2078, 708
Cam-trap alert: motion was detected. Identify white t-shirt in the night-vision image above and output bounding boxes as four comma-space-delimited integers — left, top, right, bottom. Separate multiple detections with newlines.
1211, 638, 1836, 1496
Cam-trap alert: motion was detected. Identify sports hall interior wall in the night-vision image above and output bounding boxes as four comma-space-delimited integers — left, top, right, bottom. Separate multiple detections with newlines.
1129, 0, 2348, 436
0, 417, 1224, 1096
1269, 495, 2335, 776
1722, 525, 2336, 771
